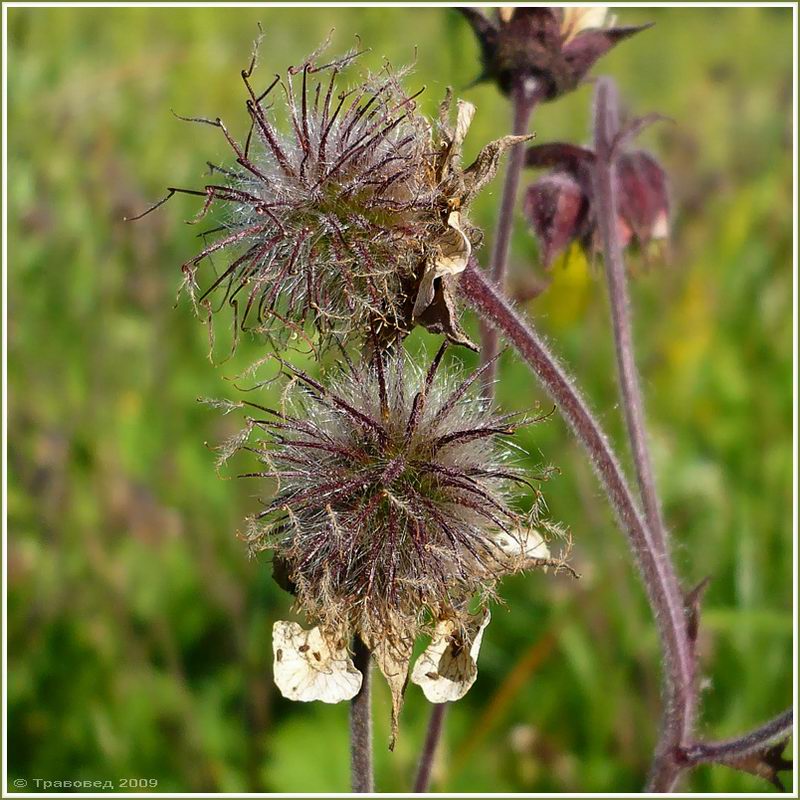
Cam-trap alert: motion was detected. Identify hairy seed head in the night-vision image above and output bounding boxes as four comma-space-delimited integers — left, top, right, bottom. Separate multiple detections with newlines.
180, 46, 437, 348
140, 41, 532, 353
237, 347, 563, 646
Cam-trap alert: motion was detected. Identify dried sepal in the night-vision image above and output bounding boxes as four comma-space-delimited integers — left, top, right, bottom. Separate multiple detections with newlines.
409, 95, 525, 346
272, 621, 362, 703
364, 628, 413, 750
412, 211, 472, 320
413, 274, 478, 350
410, 611, 491, 703
462, 133, 536, 206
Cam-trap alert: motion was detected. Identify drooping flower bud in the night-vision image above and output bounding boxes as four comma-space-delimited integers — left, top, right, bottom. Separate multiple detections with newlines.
222, 346, 568, 743
523, 172, 589, 268
615, 150, 670, 247
523, 135, 670, 264
458, 6, 651, 100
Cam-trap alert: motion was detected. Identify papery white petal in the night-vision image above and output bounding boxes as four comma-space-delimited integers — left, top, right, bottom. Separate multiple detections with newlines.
434, 211, 472, 277
410, 611, 490, 703
494, 527, 551, 560
651, 211, 670, 240
561, 6, 609, 42
272, 621, 362, 703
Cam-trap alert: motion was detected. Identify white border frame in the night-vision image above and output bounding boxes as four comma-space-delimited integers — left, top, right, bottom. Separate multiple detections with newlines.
1, 3, 797, 798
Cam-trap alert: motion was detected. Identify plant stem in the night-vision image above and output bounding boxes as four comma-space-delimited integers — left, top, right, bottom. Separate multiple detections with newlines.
592, 77, 669, 567
591, 78, 695, 792
479, 78, 541, 397
460, 262, 694, 792
350, 636, 373, 793
413, 704, 447, 792
411, 75, 540, 795
683, 708, 794, 766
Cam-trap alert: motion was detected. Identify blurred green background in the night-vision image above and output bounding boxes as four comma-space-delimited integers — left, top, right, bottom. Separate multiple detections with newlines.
7, 5, 794, 794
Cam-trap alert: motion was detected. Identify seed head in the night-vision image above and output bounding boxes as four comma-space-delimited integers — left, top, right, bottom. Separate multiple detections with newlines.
140, 41, 531, 353
226, 346, 567, 740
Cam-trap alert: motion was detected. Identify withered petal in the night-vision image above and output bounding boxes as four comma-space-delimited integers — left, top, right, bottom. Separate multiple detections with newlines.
416, 273, 478, 351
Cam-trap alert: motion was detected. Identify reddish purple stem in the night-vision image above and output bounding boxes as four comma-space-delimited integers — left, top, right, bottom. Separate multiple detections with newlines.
591, 78, 695, 791
460, 262, 696, 791
479, 78, 543, 398
350, 637, 373, 793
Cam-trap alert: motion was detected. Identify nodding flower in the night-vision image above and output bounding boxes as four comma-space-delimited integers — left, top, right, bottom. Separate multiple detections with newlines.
458, 6, 651, 101
134, 40, 532, 354
523, 133, 670, 267
221, 345, 570, 745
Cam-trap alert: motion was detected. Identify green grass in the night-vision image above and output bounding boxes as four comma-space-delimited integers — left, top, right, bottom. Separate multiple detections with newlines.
7, 6, 793, 793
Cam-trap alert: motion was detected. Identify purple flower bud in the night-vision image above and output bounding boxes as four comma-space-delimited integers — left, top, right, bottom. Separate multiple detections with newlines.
458, 7, 651, 100
523, 174, 589, 267
616, 151, 670, 245
523, 137, 670, 263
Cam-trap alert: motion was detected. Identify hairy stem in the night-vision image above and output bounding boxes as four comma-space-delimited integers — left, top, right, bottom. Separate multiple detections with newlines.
591, 78, 695, 791
413, 704, 447, 792
683, 708, 794, 766
479, 78, 542, 396
593, 78, 668, 544
460, 263, 694, 791
350, 637, 373, 793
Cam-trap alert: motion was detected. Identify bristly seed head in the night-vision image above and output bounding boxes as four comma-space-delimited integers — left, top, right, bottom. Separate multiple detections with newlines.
134, 38, 533, 354
223, 345, 568, 738
183, 44, 435, 350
